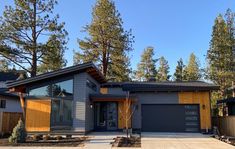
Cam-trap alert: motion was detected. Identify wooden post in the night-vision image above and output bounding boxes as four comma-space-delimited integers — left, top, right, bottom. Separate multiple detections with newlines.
19, 92, 26, 121
125, 91, 129, 138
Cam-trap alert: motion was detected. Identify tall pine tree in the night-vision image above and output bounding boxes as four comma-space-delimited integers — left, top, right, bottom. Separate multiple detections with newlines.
0, 0, 68, 77
135, 47, 157, 81
184, 53, 201, 81
157, 56, 170, 81
173, 58, 185, 81
37, 35, 67, 73
207, 10, 235, 98
74, 0, 134, 81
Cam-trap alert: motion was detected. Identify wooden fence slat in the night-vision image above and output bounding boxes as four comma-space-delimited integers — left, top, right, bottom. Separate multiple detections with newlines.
212, 116, 235, 137
1, 112, 23, 134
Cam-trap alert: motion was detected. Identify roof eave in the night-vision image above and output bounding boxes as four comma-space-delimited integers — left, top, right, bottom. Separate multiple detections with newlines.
7, 62, 106, 89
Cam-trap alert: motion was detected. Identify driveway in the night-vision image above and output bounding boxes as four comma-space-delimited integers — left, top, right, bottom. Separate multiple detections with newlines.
141, 132, 235, 149
0, 132, 234, 149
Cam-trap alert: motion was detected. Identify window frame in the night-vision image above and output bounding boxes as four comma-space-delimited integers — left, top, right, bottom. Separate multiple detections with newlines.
0, 100, 6, 108
86, 79, 97, 91
27, 76, 74, 99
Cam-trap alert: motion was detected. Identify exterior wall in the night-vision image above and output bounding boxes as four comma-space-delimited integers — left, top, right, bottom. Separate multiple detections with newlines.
73, 72, 87, 132
73, 72, 100, 132
107, 88, 126, 95
85, 74, 100, 132
25, 99, 51, 132
0, 96, 22, 113
0, 82, 6, 88
178, 91, 211, 131
132, 92, 179, 129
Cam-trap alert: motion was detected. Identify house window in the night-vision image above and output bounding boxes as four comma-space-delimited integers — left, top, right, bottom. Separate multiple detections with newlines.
52, 79, 73, 97
51, 99, 73, 126
28, 79, 73, 98
0, 100, 6, 108
29, 85, 51, 97
86, 79, 97, 91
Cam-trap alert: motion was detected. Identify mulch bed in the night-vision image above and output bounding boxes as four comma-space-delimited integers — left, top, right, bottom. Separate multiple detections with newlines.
0, 136, 88, 147
112, 136, 141, 147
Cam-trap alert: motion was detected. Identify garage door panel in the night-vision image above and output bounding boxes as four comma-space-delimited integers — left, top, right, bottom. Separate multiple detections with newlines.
141, 104, 200, 132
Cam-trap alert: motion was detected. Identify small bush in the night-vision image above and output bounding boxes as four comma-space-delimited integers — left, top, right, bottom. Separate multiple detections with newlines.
8, 119, 27, 143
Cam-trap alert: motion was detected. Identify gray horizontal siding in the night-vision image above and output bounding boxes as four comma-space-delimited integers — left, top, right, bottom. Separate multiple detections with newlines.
0, 96, 22, 113
85, 74, 100, 131
131, 92, 179, 129
73, 72, 100, 132
73, 73, 87, 132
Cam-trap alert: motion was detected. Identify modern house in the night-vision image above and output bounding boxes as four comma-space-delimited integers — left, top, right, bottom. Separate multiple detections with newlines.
0, 71, 25, 134
7, 62, 219, 134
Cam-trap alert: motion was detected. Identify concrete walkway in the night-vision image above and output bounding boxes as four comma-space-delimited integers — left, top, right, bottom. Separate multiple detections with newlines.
141, 132, 235, 149
83, 132, 127, 149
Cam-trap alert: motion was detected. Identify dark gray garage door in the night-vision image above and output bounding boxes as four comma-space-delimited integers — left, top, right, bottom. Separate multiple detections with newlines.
141, 104, 200, 132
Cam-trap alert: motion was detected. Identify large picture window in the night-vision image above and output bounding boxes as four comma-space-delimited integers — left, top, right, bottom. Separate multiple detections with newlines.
28, 79, 74, 127
52, 79, 73, 97
29, 85, 51, 96
28, 79, 73, 98
51, 99, 72, 127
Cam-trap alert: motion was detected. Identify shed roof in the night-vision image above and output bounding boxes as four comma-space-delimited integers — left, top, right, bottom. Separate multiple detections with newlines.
7, 62, 106, 90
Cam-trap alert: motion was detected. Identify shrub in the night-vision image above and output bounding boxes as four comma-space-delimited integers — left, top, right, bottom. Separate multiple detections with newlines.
8, 119, 27, 143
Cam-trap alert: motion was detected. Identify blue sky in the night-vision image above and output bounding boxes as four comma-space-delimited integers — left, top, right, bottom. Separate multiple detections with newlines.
0, 0, 235, 75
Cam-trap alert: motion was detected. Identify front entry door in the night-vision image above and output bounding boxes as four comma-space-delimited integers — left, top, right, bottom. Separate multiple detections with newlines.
94, 102, 118, 130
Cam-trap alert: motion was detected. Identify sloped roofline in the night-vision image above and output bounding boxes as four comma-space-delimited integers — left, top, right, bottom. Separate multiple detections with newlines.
7, 62, 106, 89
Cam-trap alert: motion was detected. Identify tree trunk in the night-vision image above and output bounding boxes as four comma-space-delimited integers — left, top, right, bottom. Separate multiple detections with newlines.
102, 48, 108, 77
31, 1, 37, 77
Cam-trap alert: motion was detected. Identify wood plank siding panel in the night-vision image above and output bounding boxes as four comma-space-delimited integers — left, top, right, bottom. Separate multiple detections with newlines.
178, 92, 211, 130
1, 112, 22, 133
25, 99, 51, 132
118, 101, 131, 129
100, 88, 108, 94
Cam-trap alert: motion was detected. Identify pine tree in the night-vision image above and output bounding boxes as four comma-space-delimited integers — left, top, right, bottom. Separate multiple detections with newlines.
207, 11, 235, 98
9, 119, 27, 143
74, 0, 134, 81
135, 47, 157, 81
157, 56, 170, 81
37, 35, 67, 73
184, 53, 201, 81
108, 50, 131, 81
173, 58, 185, 81
0, 0, 68, 77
